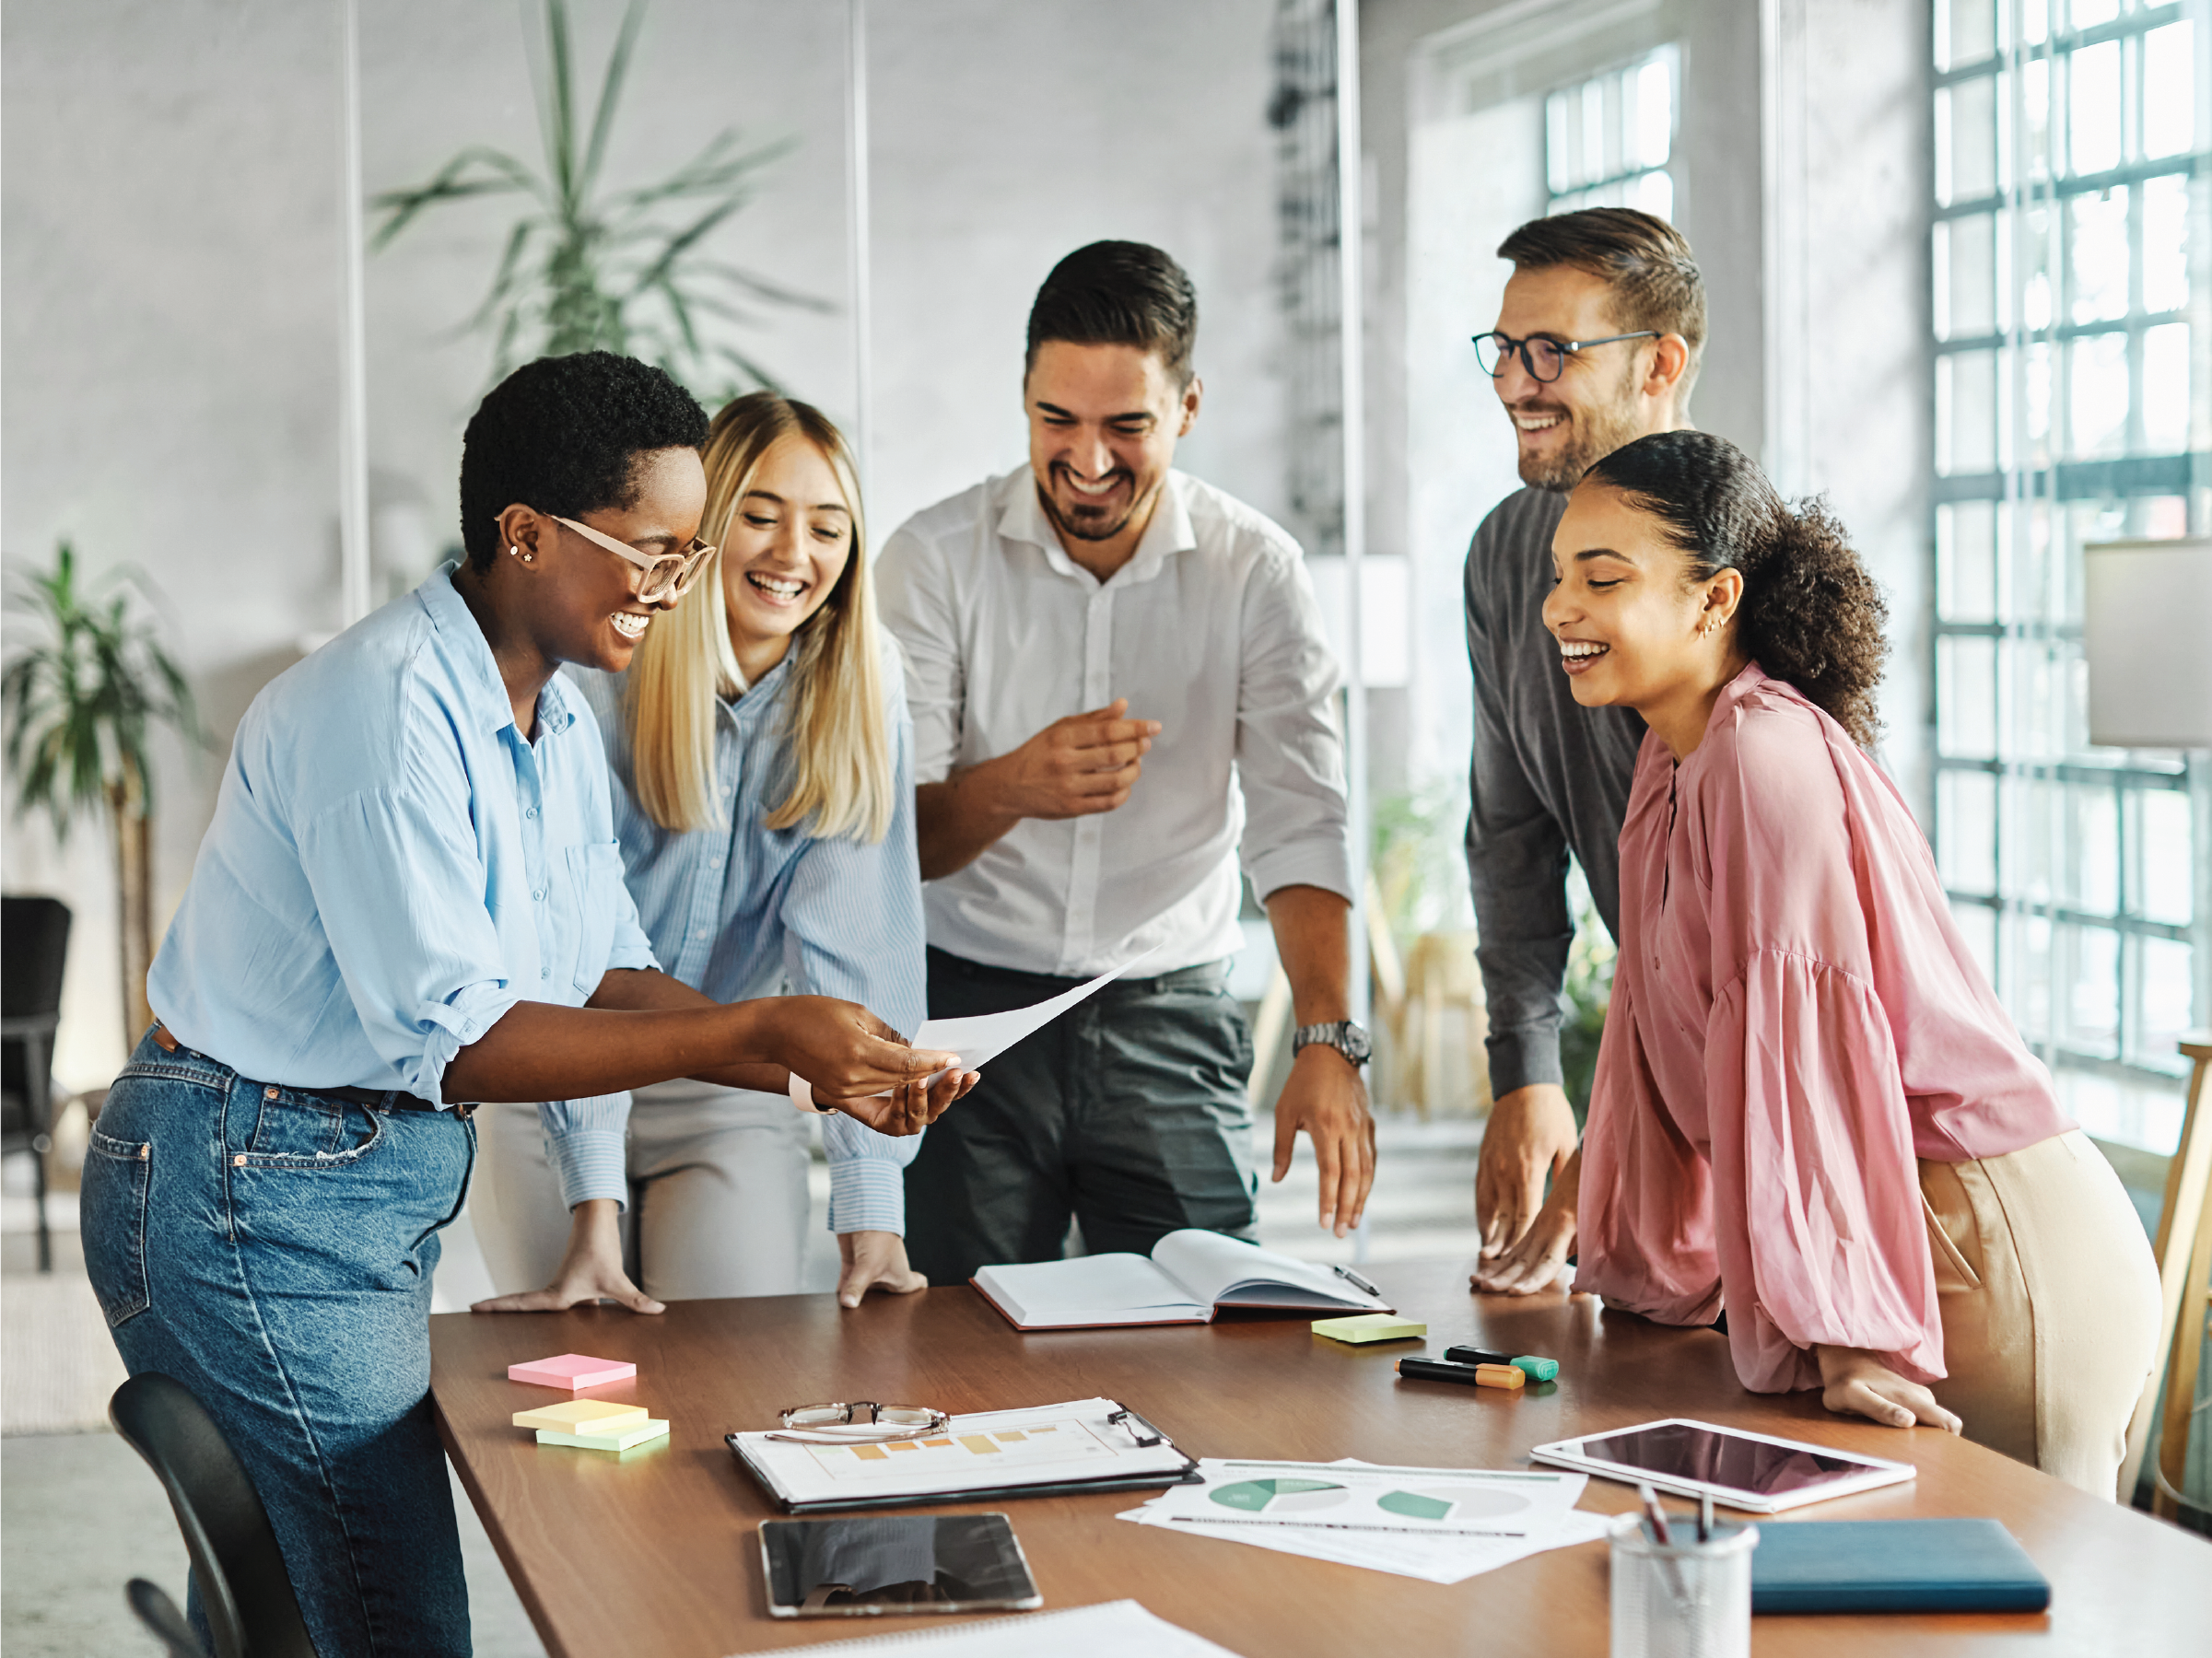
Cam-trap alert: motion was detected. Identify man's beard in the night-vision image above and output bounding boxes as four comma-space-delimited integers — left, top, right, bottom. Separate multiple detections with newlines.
1038, 473, 1139, 543
1515, 364, 1647, 492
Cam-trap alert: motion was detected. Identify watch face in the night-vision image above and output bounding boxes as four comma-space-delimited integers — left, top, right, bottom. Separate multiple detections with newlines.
1341, 1023, 1374, 1063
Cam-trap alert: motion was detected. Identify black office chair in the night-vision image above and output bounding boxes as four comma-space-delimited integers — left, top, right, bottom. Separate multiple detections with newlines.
128, 1577, 209, 1658
109, 1372, 320, 1658
1, 894, 71, 1273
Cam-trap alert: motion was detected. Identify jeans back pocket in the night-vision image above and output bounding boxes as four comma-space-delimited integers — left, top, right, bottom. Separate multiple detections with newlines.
82, 1128, 153, 1327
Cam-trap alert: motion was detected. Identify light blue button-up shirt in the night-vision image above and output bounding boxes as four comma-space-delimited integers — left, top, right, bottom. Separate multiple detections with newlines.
150, 565, 657, 1104
539, 634, 929, 1233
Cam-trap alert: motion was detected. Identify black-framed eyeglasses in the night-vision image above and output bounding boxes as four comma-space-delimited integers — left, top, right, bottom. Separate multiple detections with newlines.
1472, 330, 1660, 383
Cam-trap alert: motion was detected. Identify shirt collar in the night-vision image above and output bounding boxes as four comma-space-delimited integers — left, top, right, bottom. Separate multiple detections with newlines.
996, 466, 1198, 589
418, 561, 576, 740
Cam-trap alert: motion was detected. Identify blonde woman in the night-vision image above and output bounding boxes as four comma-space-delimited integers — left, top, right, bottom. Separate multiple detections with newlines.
472, 392, 930, 1310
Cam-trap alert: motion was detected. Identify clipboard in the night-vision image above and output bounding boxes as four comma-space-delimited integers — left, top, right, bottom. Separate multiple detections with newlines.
728, 1397, 1200, 1514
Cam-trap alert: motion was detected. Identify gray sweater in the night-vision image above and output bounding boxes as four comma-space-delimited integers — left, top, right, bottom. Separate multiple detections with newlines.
1461, 486, 1647, 1095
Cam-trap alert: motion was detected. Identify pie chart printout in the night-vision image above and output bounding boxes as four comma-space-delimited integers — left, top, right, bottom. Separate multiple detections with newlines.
1209, 1477, 1348, 1513
1376, 1487, 1533, 1522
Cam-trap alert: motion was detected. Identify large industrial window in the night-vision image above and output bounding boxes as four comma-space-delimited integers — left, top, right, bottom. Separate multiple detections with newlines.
1930, 0, 2210, 1134
1545, 46, 1679, 220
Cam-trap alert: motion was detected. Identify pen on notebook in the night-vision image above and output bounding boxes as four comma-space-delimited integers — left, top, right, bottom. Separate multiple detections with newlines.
1333, 1264, 1382, 1297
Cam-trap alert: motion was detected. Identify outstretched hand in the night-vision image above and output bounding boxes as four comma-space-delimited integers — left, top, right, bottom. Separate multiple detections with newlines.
1470, 1148, 1580, 1296
472, 1199, 663, 1317
773, 997, 973, 1121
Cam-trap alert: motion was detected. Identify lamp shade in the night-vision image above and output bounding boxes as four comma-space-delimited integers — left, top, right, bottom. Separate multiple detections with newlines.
2082, 537, 2212, 750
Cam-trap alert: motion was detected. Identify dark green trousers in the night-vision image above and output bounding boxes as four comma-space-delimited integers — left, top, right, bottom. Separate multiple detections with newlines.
903, 948, 1259, 1286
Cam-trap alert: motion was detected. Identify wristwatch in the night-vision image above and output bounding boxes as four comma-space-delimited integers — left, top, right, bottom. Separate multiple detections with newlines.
1292, 1019, 1373, 1068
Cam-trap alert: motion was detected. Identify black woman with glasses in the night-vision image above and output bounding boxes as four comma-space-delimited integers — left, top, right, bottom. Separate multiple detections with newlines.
79, 352, 976, 1658
1456, 209, 1710, 1294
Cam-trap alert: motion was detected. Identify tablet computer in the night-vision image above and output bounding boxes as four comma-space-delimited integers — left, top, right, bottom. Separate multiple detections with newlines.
759, 1513, 1044, 1617
1530, 1419, 1916, 1513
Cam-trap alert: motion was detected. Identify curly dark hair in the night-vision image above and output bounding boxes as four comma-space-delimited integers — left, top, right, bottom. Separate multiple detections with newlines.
457, 352, 708, 571
1585, 430, 1890, 747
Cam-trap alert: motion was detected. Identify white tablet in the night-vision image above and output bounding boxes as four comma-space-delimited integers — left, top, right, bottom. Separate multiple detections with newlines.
1531, 1418, 1916, 1513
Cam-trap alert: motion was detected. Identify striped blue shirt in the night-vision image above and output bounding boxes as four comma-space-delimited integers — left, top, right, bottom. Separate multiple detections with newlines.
539, 633, 928, 1233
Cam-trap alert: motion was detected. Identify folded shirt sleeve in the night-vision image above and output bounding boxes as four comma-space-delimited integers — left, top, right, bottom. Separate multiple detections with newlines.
872, 527, 965, 788
1568, 971, 1724, 1327
1234, 547, 1353, 904
1462, 521, 1573, 1097
1703, 952, 1946, 1393
294, 777, 524, 1107
778, 654, 930, 1235
536, 1094, 632, 1209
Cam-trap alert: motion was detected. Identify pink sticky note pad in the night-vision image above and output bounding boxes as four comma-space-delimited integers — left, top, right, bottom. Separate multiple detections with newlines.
507, 1353, 637, 1392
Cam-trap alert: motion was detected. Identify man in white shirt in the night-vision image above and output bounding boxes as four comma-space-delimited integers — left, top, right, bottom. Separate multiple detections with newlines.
877, 240, 1374, 1284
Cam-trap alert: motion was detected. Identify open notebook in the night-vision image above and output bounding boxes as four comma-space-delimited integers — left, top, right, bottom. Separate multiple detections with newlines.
971, 1229, 1392, 1330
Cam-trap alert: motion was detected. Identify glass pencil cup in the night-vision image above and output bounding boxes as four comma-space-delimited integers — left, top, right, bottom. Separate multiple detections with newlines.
1607, 1511, 1760, 1658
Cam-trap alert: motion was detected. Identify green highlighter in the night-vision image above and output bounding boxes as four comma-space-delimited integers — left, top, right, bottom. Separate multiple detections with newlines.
1444, 1345, 1560, 1383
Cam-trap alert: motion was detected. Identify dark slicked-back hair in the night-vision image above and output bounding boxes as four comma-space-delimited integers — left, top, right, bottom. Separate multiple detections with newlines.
458, 351, 708, 571
1024, 240, 1199, 387
1498, 208, 1706, 397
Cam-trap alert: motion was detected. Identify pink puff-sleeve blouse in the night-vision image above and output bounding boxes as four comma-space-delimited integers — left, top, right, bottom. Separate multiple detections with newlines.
1574, 664, 2073, 1395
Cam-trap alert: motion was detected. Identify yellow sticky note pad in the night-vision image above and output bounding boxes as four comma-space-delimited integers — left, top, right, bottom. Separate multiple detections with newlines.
1312, 1314, 1428, 1344
535, 1418, 670, 1452
512, 1399, 649, 1434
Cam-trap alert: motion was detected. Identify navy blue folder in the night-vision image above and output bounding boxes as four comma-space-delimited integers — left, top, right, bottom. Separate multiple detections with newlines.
1750, 1519, 2052, 1615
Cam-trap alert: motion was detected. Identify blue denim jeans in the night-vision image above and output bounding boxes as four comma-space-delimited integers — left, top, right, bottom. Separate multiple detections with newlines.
81, 1031, 476, 1657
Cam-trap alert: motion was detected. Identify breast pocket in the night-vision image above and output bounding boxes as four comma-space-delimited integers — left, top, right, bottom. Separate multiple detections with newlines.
565, 840, 626, 999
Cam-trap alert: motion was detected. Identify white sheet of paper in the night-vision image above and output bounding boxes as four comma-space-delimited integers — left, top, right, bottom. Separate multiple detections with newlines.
1115, 1458, 1606, 1586
742, 1598, 1248, 1658
911, 944, 1162, 1071
788, 946, 1161, 1111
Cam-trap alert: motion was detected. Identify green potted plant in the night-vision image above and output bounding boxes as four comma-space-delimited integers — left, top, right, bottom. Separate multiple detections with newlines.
4, 540, 200, 1047
371, 0, 825, 399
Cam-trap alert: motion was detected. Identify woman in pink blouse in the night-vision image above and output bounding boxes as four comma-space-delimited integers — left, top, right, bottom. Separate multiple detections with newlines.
1479, 430, 2159, 1496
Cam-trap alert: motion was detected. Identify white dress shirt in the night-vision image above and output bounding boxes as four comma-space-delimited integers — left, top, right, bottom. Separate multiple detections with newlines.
876, 465, 1352, 978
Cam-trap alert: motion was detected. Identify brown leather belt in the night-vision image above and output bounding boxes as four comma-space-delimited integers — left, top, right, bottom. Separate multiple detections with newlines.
151, 1024, 464, 1116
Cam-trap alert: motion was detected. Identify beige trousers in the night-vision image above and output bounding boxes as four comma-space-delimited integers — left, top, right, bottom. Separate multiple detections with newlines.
1919, 1129, 2161, 1498
472, 1080, 815, 1302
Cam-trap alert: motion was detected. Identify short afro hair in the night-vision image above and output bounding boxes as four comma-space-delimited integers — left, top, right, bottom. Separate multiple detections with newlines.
458, 352, 708, 571
1025, 241, 1199, 388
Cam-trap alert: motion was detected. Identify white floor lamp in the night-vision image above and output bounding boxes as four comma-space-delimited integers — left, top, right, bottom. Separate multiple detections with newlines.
2090, 535, 2212, 1511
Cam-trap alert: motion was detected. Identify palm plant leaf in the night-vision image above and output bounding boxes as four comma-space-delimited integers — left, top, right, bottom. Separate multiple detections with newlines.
372, 0, 821, 397
578, 1, 649, 205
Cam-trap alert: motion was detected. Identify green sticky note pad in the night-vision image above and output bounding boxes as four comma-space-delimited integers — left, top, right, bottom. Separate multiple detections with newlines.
535, 1418, 670, 1452
1312, 1314, 1427, 1344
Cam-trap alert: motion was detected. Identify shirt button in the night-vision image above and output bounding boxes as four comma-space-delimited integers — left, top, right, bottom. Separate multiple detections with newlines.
263, 1086, 279, 1100
541, 967, 551, 978
233, 1154, 247, 1167
533, 889, 545, 901
525, 807, 539, 820
708, 857, 722, 869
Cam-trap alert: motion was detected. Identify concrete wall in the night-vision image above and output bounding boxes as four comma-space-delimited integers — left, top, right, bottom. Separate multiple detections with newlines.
3, 0, 1285, 1090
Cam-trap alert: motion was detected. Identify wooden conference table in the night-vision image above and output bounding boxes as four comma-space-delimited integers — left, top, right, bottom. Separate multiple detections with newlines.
429, 1258, 2212, 1657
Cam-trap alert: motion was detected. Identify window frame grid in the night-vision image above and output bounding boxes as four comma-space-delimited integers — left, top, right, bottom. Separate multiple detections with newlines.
1928, 0, 2209, 1092
1543, 45, 1680, 216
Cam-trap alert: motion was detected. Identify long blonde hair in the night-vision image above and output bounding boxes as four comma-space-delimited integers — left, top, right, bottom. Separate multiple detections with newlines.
625, 393, 892, 842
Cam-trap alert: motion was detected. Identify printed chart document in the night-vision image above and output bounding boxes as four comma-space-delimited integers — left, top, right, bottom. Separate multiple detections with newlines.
1118, 1458, 1610, 1585
730, 1398, 1196, 1512
731, 1598, 1249, 1658
973, 1229, 1392, 1330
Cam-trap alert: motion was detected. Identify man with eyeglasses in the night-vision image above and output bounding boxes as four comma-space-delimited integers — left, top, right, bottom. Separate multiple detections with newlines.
1461, 208, 1705, 1294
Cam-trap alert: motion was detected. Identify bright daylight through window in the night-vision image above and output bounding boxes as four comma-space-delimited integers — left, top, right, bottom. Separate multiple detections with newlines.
1931, 0, 2210, 1133
1545, 46, 1679, 220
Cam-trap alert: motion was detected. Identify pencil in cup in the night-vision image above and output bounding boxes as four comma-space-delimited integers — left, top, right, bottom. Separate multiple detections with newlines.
1607, 1509, 1760, 1658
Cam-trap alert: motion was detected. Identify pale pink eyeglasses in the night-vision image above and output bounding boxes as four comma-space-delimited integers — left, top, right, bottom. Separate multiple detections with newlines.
550, 515, 717, 603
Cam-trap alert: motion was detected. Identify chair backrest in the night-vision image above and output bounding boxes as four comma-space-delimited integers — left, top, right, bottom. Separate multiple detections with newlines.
128, 1577, 211, 1658
108, 1373, 320, 1658
1, 895, 71, 1022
